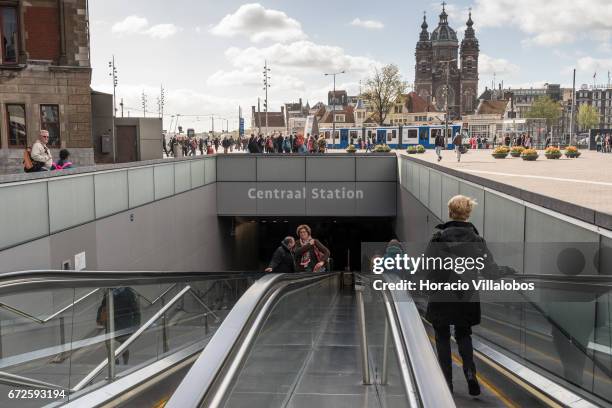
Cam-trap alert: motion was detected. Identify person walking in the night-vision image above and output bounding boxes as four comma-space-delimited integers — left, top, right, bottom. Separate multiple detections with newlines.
452, 131, 463, 162
294, 225, 330, 273
264, 237, 296, 273
424, 195, 513, 395
97, 287, 141, 365
435, 130, 445, 162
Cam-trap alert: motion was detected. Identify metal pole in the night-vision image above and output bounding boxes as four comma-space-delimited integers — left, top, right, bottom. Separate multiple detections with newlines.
162, 297, 169, 353
355, 283, 371, 385
382, 317, 389, 385
445, 62, 450, 146
332, 74, 336, 149
107, 288, 116, 381
570, 68, 576, 145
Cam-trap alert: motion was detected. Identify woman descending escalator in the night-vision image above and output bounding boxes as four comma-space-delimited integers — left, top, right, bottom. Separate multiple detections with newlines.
424, 195, 514, 396
294, 224, 330, 273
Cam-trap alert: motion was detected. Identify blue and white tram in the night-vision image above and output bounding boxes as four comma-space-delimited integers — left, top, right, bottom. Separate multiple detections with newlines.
319, 124, 462, 149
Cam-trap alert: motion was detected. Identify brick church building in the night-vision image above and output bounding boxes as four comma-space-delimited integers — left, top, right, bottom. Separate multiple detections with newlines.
414, 4, 479, 119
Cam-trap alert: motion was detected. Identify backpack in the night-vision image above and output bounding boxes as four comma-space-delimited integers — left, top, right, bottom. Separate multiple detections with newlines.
23, 148, 43, 173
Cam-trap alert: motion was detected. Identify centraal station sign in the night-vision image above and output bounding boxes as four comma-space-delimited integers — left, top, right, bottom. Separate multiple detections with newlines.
248, 187, 364, 200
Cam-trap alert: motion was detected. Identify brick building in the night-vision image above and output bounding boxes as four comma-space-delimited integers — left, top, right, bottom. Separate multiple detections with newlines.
0, 0, 92, 173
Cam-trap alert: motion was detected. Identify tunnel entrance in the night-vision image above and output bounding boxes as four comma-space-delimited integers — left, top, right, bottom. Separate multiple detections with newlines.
231, 217, 396, 272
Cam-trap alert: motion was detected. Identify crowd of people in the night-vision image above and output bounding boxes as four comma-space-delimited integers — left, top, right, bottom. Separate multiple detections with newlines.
164, 134, 250, 157
23, 130, 73, 172
246, 133, 328, 154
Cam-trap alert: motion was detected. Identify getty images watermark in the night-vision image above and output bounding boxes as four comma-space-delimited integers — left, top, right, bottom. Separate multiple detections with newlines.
248, 187, 364, 200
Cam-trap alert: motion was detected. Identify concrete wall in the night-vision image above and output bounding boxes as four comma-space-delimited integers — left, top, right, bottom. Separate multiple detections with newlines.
216, 154, 397, 217
396, 154, 611, 276
0, 156, 226, 272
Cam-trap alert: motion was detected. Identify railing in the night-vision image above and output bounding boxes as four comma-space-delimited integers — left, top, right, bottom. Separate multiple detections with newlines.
356, 273, 455, 408
166, 272, 341, 408
0, 270, 259, 407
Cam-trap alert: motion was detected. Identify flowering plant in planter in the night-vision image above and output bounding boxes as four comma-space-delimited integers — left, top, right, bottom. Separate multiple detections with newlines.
346, 144, 357, 153
544, 146, 562, 159
406, 146, 417, 154
521, 148, 539, 161
510, 146, 524, 157
416, 145, 426, 153
492, 146, 509, 159
374, 144, 391, 153
564, 145, 581, 158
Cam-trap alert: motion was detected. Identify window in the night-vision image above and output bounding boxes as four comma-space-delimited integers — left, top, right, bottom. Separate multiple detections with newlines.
0, 6, 18, 64
334, 114, 345, 122
6, 104, 26, 147
41, 105, 60, 147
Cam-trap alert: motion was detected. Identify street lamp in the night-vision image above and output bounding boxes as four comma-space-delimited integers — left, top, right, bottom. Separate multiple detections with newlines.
325, 70, 346, 149
439, 59, 457, 146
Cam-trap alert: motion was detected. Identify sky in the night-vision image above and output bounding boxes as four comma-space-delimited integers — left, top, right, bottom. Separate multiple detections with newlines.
89, 0, 612, 132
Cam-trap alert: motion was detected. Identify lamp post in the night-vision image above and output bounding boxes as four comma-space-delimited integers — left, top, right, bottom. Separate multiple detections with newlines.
440, 59, 457, 146
325, 70, 346, 149
108, 56, 118, 162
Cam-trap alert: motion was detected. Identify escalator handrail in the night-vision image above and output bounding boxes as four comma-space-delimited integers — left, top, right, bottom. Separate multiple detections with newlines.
0, 270, 260, 294
358, 272, 455, 408
166, 272, 340, 408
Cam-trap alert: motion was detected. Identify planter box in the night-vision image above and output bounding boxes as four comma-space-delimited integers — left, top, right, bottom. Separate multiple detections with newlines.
492, 153, 508, 159
522, 155, 538, 161
510, 152, 522, 157
545, 154, 561, 159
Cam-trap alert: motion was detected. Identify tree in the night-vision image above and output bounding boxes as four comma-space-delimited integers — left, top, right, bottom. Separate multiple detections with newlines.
525, 96, 561, 137
577, 104, 600, 131
362, 64, 406, 126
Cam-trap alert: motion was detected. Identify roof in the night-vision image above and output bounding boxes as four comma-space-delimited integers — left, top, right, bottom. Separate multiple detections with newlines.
477, 100, 509, 115
319, 106, 355, 124
403, 92, 437, 113
328, 90, 347, 97
252, 111, 285, 128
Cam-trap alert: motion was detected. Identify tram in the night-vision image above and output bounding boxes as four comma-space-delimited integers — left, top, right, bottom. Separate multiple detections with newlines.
317, 124, 463, 149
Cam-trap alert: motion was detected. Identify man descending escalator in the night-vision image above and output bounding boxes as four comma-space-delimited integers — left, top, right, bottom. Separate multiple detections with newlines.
265, 237, 296, 273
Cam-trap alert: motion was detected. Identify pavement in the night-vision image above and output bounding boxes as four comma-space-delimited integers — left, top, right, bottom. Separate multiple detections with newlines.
402, 149, 612, 216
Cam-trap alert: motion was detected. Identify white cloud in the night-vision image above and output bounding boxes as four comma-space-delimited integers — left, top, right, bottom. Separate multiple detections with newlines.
350, 18, 384, 30
575, 57, 612, 74
479, 54, 520, 76
472, 0, 612, 46
146, 24, 180, 39
210, 3, 306, 43
111, 15, 180, 39
112, 16, 149, 35
224, 41, 380, 74
206, 68, 305, 91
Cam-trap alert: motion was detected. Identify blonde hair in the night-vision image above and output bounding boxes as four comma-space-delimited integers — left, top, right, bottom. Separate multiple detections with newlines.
447, 195, 476, 221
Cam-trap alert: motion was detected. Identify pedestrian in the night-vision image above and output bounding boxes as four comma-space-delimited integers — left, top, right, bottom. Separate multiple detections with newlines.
434, 130, 445, 162
53, 149, 73, 170
424, 195, 512, 395
97, 287, 141, 365
264, 237, 296, 273
30, 130, 53, 171
283, 136, 292, 153
452, 131, 463, 162
317, 134, 327, 153
294, 224, 330, 273
213, 137, 220, 152
162, 137, 169, 157
596, 133, 602, 152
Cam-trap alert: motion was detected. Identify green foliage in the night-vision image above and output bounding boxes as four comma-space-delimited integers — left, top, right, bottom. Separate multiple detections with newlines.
373, 144, 392, 153
577, 104, 600, 131
525, 96, 561, 127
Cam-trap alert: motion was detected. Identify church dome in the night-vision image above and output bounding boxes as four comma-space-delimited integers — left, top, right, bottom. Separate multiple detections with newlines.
431, 5, 458, 42
431, 24, 457, 42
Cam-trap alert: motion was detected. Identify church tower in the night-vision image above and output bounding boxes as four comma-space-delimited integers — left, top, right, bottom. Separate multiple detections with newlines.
460, 10, 479, 115
414, 13, 433, 104
414, 4, 479, 118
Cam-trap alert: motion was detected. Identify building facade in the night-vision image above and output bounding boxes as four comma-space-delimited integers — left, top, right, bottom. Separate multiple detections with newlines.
414, 6, 479, 119
251, 105, 286, 135
576, 87, 612, 131
0, 0, 93, 174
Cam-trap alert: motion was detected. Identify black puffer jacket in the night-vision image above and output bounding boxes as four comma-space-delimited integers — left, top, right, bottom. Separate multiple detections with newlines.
267, 243, 296, 273
424, 221, 503, 327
